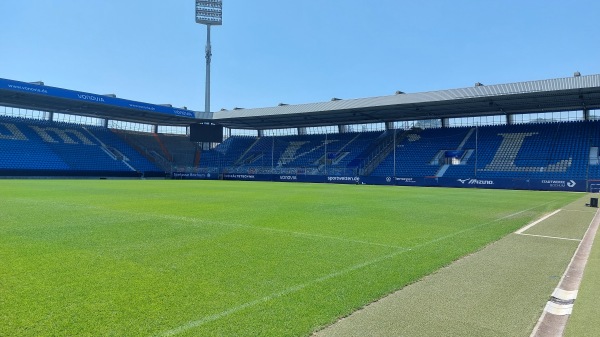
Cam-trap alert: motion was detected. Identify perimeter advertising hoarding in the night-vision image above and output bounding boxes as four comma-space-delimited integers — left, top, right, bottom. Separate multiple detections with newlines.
430, 177, 586, 192
175, 173, 586, 191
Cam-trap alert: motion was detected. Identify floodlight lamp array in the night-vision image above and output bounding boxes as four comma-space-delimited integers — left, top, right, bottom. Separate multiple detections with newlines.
196, 0, 222, 25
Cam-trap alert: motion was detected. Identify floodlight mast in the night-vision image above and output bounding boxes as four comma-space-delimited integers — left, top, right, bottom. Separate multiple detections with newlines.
195, 0, 222, 115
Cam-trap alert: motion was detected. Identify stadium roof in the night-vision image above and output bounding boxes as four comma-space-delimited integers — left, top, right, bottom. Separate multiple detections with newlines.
2, 74, 600, 130
215, 74, 600, 129
0, 78, 209, 126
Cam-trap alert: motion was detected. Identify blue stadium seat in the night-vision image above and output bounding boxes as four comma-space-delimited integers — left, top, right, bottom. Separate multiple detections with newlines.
0, 116, 162, 174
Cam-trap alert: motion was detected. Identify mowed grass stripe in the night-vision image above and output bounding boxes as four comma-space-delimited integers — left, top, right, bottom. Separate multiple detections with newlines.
0, 180, 582, 336
158, 248, 410, 337
158, 199, 563, 336
2, 209, 391, 336
4, 196, 406, 250
1, 180, 574, 246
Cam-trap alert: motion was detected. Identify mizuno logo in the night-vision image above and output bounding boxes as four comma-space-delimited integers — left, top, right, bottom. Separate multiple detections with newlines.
457, 178, 494, 185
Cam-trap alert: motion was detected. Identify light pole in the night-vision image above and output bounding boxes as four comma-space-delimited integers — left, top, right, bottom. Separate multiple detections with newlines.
195, 0, 222, 115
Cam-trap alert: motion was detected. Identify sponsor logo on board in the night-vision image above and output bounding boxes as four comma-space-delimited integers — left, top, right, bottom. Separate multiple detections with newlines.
77, 94, 105, 102
395, 177, 417, 183
457, 178, 494, 185
225, 174, 255, 179
7, 84, 48, 94
541, 179, 577, 188
327, 176, 360, 182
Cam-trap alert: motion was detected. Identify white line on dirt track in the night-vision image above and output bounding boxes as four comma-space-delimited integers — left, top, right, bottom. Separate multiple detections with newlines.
515, 209, 561, 234
517, 233, 581, 242
562, 209, 597, 213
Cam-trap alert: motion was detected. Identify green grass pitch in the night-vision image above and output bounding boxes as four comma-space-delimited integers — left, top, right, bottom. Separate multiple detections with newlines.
0, 180, 581, 336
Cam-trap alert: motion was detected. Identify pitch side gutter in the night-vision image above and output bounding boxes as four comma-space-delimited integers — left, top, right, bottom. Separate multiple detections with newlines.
530, 207, 600, 336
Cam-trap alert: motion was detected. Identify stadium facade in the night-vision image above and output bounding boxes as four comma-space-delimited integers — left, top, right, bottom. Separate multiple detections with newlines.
1, 74, 600, 192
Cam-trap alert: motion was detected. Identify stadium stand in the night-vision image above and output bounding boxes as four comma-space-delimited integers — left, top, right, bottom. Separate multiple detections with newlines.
2, 74, 599, 190
3, 112, 599, 183
188, 120, 600, 182
0, 116, 162, 176
443, 121, 595, 180
195, 132, 382, 175
114, 131, 201, 172
370, 127, 472, 177
1, 73, 599, 192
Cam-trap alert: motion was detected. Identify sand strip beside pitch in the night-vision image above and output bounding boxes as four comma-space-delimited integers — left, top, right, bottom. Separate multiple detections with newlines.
314, 197, 595, 337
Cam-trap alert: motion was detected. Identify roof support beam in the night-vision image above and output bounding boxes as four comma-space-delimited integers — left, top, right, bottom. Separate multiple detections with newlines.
507, 114, 514, 125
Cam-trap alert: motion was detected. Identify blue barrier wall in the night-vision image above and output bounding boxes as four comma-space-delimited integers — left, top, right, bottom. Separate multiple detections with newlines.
0, 169, 164, 178
174, 173, 587, 192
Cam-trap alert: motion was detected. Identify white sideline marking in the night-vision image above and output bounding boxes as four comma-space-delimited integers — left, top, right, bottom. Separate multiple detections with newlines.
154, 200, 558, 337
160, 214, 406, 250
515, 209, 562, 234
418, 201, 560, 248
155, 248, 410, 337
517, 233, 581, 242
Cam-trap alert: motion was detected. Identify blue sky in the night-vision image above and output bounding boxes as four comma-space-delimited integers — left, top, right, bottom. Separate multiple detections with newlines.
1, 0, 598, 113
